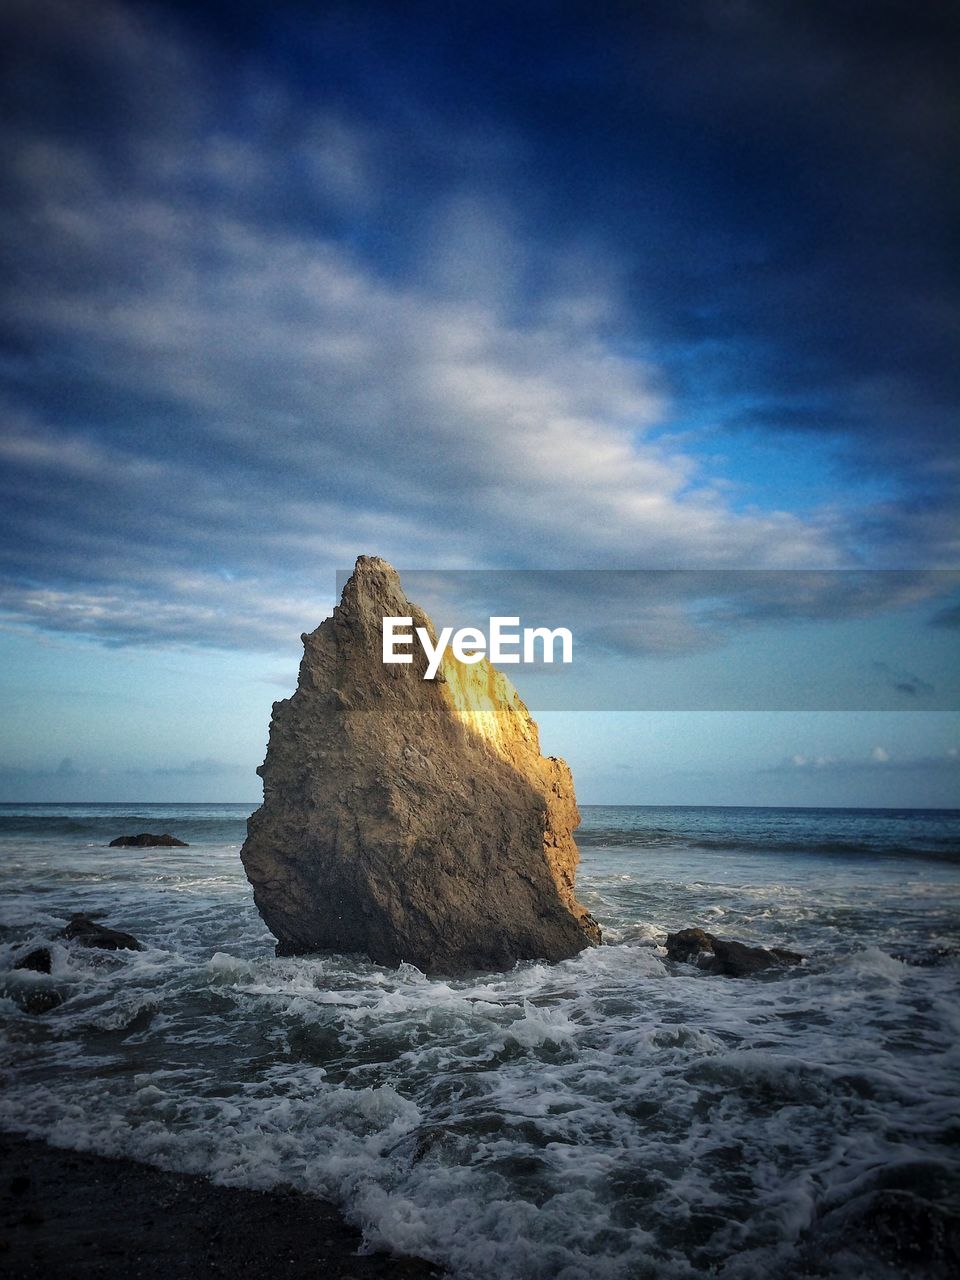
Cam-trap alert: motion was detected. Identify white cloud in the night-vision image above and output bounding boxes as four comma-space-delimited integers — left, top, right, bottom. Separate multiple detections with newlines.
775, 745, 960, 775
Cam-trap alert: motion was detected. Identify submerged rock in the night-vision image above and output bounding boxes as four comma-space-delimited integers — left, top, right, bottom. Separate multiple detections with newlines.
14, 947, 52, 974
59, 913, 143, 951
666, 927, 803, 977
803, 1170, 960, 1280
109, 832, 189, 847
18, 989, 63, 1015
241, 555, 600, 974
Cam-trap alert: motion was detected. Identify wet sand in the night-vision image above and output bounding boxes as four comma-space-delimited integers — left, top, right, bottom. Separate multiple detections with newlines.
0, 1132, 444, 1278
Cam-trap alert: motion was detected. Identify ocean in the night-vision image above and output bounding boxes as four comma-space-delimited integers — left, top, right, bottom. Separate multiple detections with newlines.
1, 803, 958, 1278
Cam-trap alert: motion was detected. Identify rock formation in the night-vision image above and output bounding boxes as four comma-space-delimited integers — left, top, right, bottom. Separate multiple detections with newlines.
666, 927, 803, 977
14, 947, 52, 974
59, 913, 143, 951
109, 833, 188, 847
18, 989, 63, 1015
241, 555, 600, 973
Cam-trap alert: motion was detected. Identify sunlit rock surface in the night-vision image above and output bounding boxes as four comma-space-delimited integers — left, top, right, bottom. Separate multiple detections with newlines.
241, 555, 600, 973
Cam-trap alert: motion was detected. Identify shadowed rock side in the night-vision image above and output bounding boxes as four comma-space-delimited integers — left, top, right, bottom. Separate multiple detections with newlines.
241, 556, 600, 973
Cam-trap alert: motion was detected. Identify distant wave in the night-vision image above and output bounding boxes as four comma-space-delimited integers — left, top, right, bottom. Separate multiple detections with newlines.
2, 807, 958, 863
0, 814, 250, 841
576, 827, 960, 862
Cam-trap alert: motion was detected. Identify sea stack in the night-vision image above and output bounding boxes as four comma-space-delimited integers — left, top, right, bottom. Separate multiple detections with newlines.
241, 556, 600, 973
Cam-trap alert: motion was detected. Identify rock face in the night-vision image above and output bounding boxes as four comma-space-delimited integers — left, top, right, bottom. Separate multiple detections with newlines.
109, 832, 188, 847
241, 556, 600, 973
666, 927, 803, 977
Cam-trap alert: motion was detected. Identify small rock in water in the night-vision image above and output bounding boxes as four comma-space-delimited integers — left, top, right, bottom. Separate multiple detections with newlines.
18, 989, 63, 1015
411, 1128, 447, 1165
666, 927, 803, 977
13, 947, 52, 974
108, 832, 189, 847
58, 913, 143, 951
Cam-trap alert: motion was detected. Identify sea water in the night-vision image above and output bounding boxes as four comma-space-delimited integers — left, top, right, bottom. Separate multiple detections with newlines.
1, 803, 958, 1278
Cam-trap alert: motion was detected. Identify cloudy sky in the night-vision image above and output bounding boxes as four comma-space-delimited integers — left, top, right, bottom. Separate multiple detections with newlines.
1, 0, 957, 805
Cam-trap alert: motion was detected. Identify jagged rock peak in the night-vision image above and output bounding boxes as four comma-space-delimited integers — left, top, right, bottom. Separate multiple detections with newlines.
241, 555, 600, 973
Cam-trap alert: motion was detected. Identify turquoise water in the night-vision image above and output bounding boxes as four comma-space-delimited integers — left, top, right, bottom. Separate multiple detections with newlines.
1, 804, 958, 1278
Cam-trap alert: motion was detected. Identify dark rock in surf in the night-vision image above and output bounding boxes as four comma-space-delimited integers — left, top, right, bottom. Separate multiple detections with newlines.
666, 927, 714, 964
666, 927, 802, 976
411, 1129, 447, 1165
891, 944, 958, 967
18, 989, 63, 1015
14, 947, 52, 974
109, 832, 188, 847
805, 1190, 960, 1278
241, 555, 600, 974
59, 913, 143, 951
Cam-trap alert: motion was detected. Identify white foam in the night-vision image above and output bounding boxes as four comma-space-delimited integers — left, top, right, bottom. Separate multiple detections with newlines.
2, 834, 959, 1279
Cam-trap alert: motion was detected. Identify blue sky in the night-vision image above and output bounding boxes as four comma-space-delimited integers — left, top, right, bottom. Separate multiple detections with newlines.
0, 0, 957, 805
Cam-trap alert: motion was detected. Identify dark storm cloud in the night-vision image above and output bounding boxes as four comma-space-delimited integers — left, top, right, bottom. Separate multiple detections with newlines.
0, 0, 956, 651
201, 0, 956, 480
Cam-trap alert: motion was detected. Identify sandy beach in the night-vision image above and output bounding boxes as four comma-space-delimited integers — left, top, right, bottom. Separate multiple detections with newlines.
0, 1132, 443, 1279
